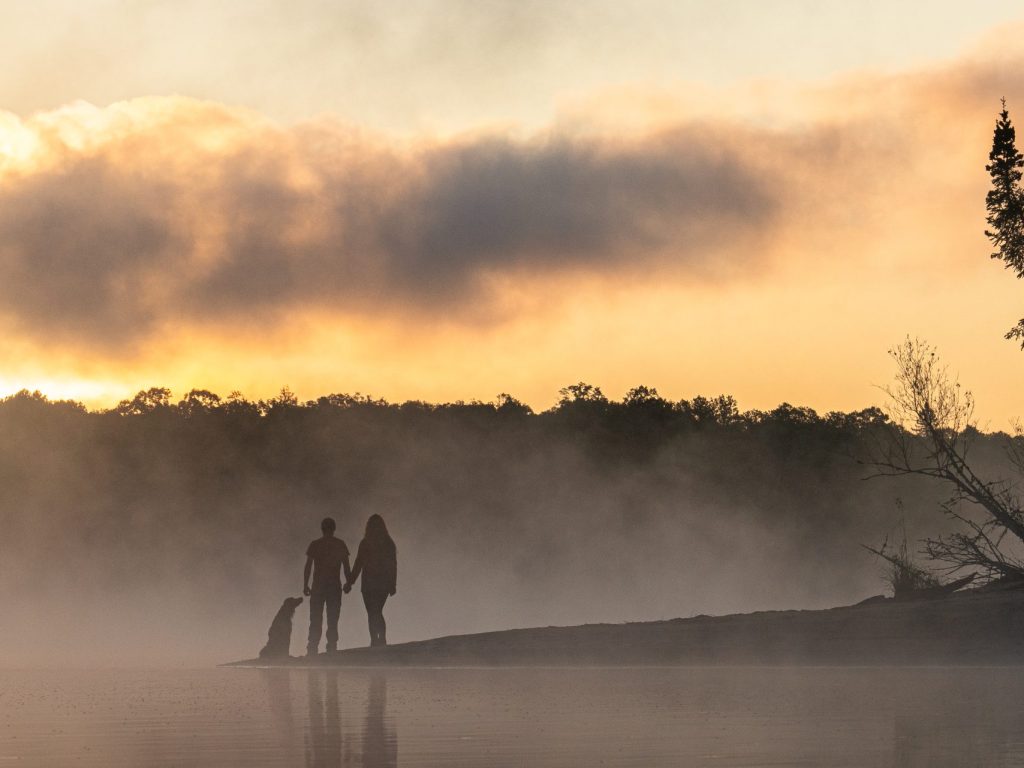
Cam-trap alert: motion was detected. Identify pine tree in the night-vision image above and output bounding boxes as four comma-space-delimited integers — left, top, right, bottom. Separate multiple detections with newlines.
984, 100, 1024, 345
985, 100, 1024, 273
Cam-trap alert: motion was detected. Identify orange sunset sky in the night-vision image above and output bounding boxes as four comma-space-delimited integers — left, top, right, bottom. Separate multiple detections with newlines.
3, 1, 1024, 426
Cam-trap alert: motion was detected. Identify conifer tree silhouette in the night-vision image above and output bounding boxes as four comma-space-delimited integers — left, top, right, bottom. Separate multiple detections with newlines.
984, 100, 1024, 345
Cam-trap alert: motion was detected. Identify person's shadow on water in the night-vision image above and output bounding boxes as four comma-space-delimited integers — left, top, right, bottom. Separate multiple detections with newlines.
265, 667, 395, 768
262, 669, 296, 756
306, 669, 347, 768
362, 674, 397, 768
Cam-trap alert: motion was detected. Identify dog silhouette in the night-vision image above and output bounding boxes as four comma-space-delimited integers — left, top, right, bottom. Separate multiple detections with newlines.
259, 596, 304, 659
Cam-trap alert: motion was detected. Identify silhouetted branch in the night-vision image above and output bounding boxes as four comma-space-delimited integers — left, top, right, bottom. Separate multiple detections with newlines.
868, 339, 1024, 583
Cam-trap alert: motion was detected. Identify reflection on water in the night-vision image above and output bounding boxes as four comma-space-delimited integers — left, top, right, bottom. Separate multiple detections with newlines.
264, 669, 296, 754
305, 669, 343, 767
261, 667, 395, 768
2, 666, 1024, 766
364, 675, 397, 768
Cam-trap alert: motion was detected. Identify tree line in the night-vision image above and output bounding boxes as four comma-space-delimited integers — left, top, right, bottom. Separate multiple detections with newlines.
0, 383, 895, 436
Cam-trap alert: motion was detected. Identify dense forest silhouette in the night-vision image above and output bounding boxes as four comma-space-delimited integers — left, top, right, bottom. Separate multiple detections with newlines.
0, 383, 1016, 664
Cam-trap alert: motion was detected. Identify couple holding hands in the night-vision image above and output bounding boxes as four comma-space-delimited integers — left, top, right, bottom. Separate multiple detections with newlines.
303, 514, 397, 655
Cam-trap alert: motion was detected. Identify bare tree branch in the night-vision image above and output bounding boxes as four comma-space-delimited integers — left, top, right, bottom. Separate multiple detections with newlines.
866, 338, 1024, 584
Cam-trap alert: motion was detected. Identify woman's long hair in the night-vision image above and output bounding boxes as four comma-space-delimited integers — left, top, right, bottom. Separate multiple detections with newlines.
365, 514, 395, 550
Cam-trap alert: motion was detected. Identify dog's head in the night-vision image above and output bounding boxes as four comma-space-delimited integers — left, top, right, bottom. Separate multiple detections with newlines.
282, 596, 304, 613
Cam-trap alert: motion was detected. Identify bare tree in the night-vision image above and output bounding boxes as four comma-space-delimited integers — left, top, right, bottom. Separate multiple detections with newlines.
867, 338, 1024, 584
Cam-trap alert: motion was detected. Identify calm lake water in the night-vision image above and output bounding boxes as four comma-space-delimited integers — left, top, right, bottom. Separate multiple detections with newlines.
2, 666, 1024, 767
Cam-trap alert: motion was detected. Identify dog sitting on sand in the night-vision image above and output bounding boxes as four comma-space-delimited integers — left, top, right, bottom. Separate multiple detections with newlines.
259, 596, 304, 659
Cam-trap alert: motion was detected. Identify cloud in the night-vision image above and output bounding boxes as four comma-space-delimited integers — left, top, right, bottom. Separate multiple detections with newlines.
1, 36, 1022, 352
0, 97, 779, 346
332, 132, 774, 294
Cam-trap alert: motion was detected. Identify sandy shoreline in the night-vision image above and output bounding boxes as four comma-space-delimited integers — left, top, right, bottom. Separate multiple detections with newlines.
226, 588, 1024, 668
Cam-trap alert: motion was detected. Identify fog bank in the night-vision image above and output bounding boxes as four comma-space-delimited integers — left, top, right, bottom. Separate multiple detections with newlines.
0, 389, 999, 666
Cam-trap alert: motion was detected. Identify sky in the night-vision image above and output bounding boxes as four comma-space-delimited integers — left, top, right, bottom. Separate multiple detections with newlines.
2, 1, 1024, 425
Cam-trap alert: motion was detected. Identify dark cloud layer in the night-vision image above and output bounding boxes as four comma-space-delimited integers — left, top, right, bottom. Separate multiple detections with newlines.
0, 101, 777, 345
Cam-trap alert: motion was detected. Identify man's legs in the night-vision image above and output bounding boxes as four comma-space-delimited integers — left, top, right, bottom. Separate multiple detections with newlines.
308, 589, 326, 655
325, 587, 341, 653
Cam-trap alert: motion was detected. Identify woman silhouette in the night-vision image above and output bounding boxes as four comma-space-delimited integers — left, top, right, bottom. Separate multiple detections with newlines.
347, 514, 397, 647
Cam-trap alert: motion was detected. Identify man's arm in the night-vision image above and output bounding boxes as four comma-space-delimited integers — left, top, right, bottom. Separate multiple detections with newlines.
303, 556, 313, 596
342, 552, 353, 593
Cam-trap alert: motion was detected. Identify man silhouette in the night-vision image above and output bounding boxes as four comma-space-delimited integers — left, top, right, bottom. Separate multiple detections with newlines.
303, 517, 352, 656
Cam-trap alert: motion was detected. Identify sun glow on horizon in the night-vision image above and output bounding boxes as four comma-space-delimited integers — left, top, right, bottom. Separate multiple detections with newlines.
0, 374, 125, 406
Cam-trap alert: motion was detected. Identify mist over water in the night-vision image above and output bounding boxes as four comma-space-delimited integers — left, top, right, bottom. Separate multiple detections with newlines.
0, 392, 1011, 666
